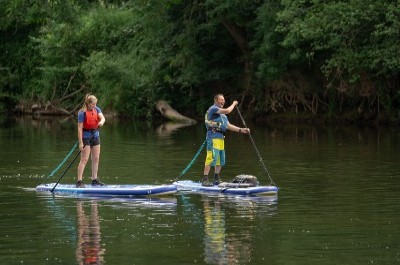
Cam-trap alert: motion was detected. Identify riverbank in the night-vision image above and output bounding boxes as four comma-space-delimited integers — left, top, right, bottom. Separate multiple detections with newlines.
2, 100, 399, 127
2, 112, 398, 129
247, 106, 400, 127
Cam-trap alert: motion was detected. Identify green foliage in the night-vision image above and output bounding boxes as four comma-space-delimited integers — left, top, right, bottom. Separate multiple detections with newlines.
80, 2, 174, 118
276, 0, 399, 82
274, 0, 399, 118
253, 0, 289, 81
0, 0, 45, 104
0, 0, 399, 123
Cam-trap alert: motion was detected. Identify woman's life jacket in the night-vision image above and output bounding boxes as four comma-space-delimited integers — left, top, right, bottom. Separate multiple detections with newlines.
83, 108, 99, 130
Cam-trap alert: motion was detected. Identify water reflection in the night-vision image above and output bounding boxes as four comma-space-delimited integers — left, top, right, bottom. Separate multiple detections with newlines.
156, 122, 196, 138
201, 195, 277, 264
104, 197, 177, 210
3, 117, 399, 265
203, 197, 227, 264
76, 201, 105, 265
12, 115, 75, 130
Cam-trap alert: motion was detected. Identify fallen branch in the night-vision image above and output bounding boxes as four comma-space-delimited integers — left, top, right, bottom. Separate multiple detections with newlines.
155, 100, 197, 124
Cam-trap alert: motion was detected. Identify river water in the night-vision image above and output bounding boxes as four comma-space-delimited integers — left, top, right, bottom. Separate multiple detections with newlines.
0, 116, 399, 264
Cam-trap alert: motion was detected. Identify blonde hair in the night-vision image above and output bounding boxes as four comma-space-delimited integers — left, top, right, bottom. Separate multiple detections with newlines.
80, 94, 98, 111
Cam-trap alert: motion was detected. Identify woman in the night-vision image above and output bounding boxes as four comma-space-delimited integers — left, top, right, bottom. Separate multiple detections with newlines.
76, 94, 106, 188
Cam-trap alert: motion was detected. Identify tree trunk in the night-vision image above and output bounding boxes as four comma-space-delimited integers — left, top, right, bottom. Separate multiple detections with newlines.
155, 100, 197, 124
220, 17, 255, 118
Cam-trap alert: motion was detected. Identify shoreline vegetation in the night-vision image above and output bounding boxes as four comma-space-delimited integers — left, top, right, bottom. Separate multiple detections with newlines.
3, 100, 397, 127
1, 1, 399, 126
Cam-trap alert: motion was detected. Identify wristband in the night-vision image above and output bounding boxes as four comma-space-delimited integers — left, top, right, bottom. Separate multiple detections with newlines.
239, 128, 242, 133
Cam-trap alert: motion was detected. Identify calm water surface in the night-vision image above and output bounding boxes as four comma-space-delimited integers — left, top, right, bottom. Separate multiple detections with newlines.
0, 116, 399, 265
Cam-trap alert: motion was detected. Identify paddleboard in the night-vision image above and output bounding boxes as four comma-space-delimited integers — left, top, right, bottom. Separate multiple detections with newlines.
173, 180, 278, 197
36, 183, 177, 197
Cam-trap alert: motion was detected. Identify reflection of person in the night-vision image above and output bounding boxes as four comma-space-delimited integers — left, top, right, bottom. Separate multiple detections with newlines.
203, 94, 250, 186
76, 201, 105, 265
203, 198, 226, 264
202, 196, 253, 264
76, 94, 106, 188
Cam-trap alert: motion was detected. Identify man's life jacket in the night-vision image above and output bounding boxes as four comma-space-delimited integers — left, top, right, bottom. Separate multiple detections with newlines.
83, 108, 99, 130
205, 108, 228, 133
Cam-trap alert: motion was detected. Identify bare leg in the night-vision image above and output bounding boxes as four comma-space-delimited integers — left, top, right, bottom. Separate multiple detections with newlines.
215, 165, 221, 174
77, 146, 91, 181
203, 165, 211, 176
90, 145, 101, 180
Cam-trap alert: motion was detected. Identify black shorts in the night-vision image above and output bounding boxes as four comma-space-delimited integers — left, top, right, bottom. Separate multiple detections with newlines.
83, 137, 100, 147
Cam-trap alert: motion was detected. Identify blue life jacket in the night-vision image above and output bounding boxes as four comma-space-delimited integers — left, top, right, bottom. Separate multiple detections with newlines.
205, 109, 229, 133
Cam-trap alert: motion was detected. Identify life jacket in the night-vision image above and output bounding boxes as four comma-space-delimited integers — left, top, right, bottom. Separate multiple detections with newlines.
83, 108, 99, 130
205, 107, 228, 132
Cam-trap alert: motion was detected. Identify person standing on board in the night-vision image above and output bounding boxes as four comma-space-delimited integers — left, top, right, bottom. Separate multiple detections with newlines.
76, 94, 106, 188
203, 94, 250, 186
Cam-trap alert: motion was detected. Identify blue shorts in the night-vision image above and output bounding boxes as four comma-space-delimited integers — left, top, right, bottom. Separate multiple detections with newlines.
83, 137, 100, 148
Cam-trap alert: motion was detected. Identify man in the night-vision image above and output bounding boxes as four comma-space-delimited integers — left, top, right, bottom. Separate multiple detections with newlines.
203, 94, 250, 186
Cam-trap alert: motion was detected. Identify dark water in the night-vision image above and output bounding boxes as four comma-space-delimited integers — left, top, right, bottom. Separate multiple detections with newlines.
0, 116, 399, 264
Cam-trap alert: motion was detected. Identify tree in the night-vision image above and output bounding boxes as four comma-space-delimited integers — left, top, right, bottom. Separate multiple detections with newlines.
276, 0, 400, 118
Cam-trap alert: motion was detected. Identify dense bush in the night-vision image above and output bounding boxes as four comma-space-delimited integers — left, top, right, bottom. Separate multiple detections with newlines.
0, 0, 399, 123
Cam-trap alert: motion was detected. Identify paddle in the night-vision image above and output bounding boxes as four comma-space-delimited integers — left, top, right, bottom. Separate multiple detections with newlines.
50, 134, 95, 192
235, 106, 276, 186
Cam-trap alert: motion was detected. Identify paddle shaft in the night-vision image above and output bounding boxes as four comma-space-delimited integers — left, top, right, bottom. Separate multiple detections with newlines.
235, 106, 276, 186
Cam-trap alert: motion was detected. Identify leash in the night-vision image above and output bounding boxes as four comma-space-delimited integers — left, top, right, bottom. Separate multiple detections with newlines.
47, 141, 79, 178
174, 139, 206, 181
235, 106, 276, 186
37, 141, 79, 186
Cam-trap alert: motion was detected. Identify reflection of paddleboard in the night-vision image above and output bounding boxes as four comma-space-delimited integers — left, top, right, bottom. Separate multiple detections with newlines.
173, 180, 278, 198
36, 183, 177, 197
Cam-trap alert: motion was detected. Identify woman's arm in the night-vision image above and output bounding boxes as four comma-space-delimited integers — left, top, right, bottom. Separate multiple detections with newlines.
97, 112, 105, 127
